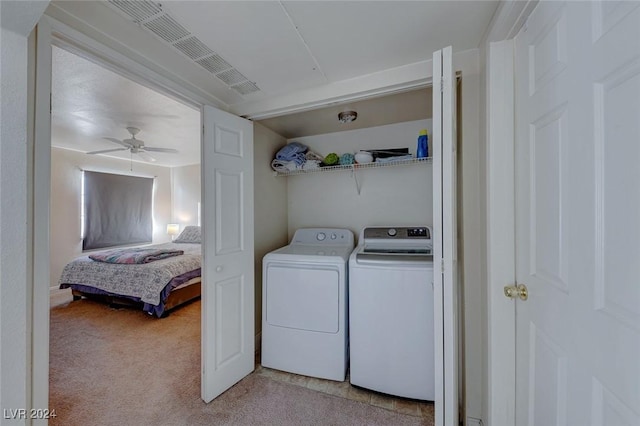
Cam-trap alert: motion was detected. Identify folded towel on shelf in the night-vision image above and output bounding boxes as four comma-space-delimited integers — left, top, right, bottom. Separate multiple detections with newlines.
271, 159, 302, 172
302, 160, 321, 171
375, 154, 414, 164
276, 142, 308, 166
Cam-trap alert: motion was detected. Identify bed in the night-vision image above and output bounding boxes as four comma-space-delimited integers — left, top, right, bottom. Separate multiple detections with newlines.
59, 226, 202, 317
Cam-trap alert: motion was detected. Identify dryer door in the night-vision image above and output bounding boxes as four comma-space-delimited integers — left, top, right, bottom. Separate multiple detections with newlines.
266, 263, 339, 333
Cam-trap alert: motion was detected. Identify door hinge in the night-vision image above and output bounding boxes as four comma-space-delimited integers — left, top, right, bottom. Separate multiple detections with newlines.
441, 259, 445, 272
440, 77, 445, 92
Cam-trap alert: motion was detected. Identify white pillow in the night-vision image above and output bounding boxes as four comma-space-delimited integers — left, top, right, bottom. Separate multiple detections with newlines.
174, 226, 201, 243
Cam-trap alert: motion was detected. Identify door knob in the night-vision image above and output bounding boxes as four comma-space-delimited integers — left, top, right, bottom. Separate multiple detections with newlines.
504, 283, 528, 301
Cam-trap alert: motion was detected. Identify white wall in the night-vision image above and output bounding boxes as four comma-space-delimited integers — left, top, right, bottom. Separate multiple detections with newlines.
253, 123, 289, 336
49, 147, 172, 287
171, 164, 201, 229
287, 120, 432, 240
0, 0, 50, 415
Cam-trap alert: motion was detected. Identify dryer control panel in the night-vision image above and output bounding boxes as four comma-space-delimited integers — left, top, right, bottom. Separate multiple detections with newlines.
291, 228, 354, 246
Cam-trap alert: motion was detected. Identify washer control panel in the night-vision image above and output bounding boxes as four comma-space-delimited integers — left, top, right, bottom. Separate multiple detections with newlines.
363, 227, 431, 240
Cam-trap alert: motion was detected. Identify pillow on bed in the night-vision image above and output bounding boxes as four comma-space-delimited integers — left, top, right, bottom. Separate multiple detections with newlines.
174, 226, 201, 243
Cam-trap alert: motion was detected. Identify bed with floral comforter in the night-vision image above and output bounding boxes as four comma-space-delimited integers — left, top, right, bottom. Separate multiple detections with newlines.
59, 240, 201, 317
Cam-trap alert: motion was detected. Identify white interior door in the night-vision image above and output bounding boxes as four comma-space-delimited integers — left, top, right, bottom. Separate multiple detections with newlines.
514, 2, 640, 424
201, 105, 255, 402
432, 45, 457, 426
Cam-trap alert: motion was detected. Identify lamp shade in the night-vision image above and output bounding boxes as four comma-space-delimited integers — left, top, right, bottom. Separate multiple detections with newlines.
166, 224, 180, 236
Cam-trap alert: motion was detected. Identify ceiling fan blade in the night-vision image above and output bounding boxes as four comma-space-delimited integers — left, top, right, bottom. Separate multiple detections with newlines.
87, 148, 128, 155
143, 147, 179, 153
137, 151, 157, 162
103, 137, 131, 147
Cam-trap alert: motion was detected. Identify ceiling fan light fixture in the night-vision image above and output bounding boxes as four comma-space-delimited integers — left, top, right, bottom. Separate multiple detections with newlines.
89, 127, 178, 163
338, 110, 357, 123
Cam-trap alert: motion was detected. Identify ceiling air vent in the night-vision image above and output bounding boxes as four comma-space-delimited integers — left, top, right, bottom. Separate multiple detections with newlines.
196, 55, 232, 74
143, 14, 190, 43
216, 68, 248, 86
106, 0, 260, 96
174, 36, 214, 61
231, 81, 260, 95
108, 0, 162, 23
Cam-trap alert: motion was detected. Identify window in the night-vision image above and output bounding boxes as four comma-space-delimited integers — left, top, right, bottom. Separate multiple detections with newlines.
82, 171, 154, 250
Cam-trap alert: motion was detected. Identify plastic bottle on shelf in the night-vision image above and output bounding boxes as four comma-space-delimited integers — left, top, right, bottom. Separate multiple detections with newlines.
417, 129, 429, 158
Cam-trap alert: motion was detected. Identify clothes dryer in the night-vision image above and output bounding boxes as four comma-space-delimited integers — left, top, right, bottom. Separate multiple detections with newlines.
262, 228, 354, 381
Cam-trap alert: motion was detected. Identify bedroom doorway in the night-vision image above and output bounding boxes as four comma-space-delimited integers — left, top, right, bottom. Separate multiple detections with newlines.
36, 12, 256, 415
45, 38, 204, 419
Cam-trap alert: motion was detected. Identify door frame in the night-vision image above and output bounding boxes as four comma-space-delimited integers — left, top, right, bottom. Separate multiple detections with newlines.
483, 1, 536, 425
485, 39, 517, 426
31, 13, 213, 414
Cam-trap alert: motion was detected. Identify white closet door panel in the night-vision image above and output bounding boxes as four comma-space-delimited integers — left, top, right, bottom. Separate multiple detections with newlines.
201, 105, 254, 403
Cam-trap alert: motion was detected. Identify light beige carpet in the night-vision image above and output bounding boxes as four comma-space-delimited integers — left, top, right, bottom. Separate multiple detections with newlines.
50, 298, 429, 425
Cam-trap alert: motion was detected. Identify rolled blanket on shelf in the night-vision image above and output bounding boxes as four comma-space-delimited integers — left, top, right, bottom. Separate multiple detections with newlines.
89, 248, 184, 264
271, 159, 302, 172
276, 142, 308, 166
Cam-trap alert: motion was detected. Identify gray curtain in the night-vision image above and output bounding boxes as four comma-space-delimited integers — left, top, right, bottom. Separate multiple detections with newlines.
83, 171, 153, 250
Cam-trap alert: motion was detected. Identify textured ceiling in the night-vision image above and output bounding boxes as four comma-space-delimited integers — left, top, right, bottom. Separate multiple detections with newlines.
51, 46, 201, 168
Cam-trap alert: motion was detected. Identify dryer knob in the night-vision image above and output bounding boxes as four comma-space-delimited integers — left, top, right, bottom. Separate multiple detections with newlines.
316, 232, 326, 241
331, 233, 337, 240
388, 228, 397, 237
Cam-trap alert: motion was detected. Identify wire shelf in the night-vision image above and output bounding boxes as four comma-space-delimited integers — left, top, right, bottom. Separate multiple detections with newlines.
273, 156, 432, 177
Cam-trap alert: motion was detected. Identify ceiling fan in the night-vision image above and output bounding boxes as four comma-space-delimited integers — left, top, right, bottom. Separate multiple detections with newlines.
87, 127, 178, 162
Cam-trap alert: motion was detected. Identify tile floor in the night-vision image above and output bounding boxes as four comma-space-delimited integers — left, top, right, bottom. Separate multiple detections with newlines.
254, 363, 434, 420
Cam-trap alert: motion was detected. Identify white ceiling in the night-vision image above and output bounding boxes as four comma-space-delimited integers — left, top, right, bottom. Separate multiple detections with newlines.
51, 46, 201, 167
49, 1, 499, 166
162, 1, 498, 98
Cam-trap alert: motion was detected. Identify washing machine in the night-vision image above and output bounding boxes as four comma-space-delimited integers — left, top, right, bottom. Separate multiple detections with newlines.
261, 228, 354, 381
349, 226, 435, 400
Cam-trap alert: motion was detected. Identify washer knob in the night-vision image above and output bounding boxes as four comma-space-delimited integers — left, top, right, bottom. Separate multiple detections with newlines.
316, 232, 326, 241
387, 228, 397, 237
